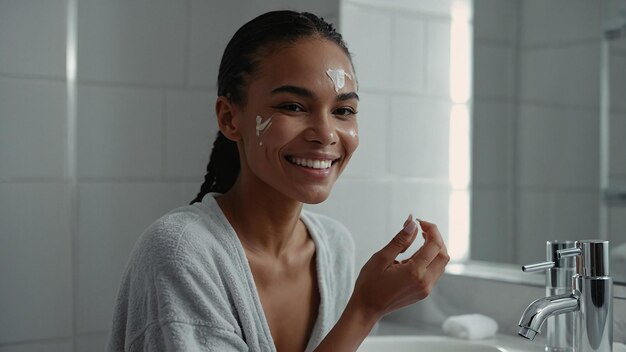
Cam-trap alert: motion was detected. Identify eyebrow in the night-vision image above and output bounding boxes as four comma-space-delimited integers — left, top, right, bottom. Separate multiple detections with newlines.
271, 85, 360, 101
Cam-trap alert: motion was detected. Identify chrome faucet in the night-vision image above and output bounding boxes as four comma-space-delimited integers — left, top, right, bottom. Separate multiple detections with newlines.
521, 240, 576, 351
518, 240, 613, 352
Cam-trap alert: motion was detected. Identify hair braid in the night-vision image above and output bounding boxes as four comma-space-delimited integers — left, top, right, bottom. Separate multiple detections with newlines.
190, 132, 239, 204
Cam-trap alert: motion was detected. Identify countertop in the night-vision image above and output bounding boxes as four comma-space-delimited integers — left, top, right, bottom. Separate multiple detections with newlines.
374, 319, 546, 352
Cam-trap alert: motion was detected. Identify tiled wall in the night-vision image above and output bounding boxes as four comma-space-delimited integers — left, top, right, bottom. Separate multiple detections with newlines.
308, 0, 463, 270
608, 31, 626, 259
466, 0, 626, 341
470, 0, 626, 265
0, 0, 339, 350
470, 0, 518, 263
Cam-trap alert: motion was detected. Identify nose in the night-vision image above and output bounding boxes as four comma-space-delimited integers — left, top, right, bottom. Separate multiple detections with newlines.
304, 112, 338, 145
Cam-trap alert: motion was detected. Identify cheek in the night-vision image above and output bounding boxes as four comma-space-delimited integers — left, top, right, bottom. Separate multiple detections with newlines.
340, 123, 359, 154
252, 115, 299, 148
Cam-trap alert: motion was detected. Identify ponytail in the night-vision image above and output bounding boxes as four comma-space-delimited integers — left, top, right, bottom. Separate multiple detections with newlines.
190, 132, 240, 204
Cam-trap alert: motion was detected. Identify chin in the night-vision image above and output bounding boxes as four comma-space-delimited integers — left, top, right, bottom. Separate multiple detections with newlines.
304, 197, 328, 205
297, 188, 333, 205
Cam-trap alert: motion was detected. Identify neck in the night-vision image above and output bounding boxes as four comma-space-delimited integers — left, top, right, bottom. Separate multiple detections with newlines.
217, 177, 306, 258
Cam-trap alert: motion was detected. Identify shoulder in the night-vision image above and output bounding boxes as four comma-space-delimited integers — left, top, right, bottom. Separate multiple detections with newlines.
116, 202, 246, 320
128, 202, 235, 274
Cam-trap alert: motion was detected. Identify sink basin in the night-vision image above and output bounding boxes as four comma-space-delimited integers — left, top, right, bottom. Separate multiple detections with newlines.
358, 335, 507, 352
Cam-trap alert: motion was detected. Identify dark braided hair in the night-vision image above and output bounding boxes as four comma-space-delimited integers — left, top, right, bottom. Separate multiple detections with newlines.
190, 10, 354, 204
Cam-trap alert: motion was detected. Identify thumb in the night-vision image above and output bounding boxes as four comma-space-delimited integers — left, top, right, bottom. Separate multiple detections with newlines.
376, 214, 418, 263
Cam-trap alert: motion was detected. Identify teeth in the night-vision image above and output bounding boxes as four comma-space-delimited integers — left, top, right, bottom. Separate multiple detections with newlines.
289, 157, 333, 169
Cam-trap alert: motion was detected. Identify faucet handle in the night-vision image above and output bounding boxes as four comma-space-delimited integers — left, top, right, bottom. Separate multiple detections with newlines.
522, 240, 577, 272
557, 247, 582, 258
556, 240, 610, 277
522, 261, 555, 272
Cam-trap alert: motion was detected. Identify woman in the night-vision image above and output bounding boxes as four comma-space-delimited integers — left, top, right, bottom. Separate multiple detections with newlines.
108, 10, 449, 352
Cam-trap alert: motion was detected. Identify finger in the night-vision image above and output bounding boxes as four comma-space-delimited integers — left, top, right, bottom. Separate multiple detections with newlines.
402, 214, 412, 228
408, 239, 442, 267
416, 219, 444, 247
376, 215, 419, 263
424, 252, 450, 282
409, 218, 449, 269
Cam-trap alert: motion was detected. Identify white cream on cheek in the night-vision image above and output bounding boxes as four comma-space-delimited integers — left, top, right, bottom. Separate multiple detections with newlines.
255, 114, 273, 146
325, 68, 353, 93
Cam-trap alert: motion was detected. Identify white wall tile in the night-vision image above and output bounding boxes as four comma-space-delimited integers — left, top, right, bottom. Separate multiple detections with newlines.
552, 191, 600, 240
472, 0, 518, 43
391, 16, 426, 94
470, 188, 513, 262
516, 191, 554, 265
306, 178, 390, 269
188, 1, 340, 88
0, 340, 73, 352
76, 84, 162, 179
164, 89, 217, 178
612, 35, 626, 53
389, 96, 450, 178
76, 0, 186, 86
610, 115, 626, 178
473, 43, 515, 99
520, 0, 601, 47
610, 52, 626, 112
516, 191, 597, 265
188, 0, 246, 88
340, 3, 392, 91
344, 0, 464, 17
519, 43, 600, 108
75, 332, 109, 352
615, 298, 626, 344
517, 104, 599, 189
389, 180, 451, 261
0, 0, 67, 78
183, 181, 204, 204
426, 21, 451, 98
343, 92, 388, 177
0, 78, 67, 179
77, 182, 189, 333
274, 0, 339, 16
610, 204, 626, 283
472, 101, 512, 187
609, 207, 626, 248
0, 183, 72, 343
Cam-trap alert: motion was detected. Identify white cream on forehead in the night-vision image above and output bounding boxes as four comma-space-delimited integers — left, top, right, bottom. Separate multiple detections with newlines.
325, 68, 352, 93
255, 114, 273, 146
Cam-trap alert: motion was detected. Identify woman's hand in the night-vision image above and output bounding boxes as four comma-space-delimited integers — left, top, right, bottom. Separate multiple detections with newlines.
349, 215, 450, 323
314, 215, 449, 352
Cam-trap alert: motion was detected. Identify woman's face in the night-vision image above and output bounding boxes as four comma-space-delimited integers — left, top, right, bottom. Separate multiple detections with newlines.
233, 37, 359, 204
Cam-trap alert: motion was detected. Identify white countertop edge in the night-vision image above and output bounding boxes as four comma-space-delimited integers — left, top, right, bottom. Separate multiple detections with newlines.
373, 319, 546, 352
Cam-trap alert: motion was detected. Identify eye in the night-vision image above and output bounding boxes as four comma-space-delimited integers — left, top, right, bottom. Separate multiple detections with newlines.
333, 107, 357, 117
277, 103, 305, 113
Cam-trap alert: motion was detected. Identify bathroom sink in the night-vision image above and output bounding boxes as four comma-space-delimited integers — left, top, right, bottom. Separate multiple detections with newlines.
358, 335, 507, 352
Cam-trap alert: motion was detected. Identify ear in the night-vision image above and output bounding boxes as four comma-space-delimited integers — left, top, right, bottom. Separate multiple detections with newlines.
215, 96, 242, 141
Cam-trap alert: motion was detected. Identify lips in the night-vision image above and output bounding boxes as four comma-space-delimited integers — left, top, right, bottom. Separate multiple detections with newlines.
286, 156, 336, 169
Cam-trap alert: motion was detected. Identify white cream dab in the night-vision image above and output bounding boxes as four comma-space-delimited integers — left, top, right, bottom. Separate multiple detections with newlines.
255, 115, 273, 146
325, 68, 352, 93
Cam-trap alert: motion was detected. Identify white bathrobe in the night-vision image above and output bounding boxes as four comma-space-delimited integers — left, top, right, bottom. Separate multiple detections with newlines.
107, 193, 355, 352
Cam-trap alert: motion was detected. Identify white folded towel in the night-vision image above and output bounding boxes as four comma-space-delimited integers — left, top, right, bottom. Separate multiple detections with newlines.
442, 314, 498, 340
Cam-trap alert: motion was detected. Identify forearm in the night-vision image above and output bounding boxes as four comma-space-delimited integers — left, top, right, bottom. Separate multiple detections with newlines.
314, 299, 379, 352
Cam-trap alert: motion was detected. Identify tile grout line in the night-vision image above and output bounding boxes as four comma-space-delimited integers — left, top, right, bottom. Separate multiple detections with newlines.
65, 0, 79, 350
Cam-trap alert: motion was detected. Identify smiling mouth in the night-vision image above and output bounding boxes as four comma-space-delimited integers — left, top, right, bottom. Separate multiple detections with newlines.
286, 156, 337, 169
